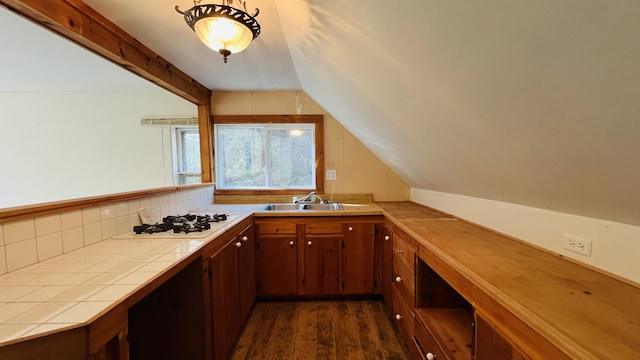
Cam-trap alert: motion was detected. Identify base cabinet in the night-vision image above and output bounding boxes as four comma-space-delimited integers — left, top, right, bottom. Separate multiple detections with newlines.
256, 217, 381, 297
474, 313, 530, 360
207, 223, 256, 360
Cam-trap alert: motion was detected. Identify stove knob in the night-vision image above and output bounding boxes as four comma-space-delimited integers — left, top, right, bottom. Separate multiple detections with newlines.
235, 241, 242, 248
241, 235, 248, 242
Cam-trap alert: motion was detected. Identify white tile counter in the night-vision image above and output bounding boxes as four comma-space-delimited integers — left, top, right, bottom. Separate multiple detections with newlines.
0, 204, 261, 347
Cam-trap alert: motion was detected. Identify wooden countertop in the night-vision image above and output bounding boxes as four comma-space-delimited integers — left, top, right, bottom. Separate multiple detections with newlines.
377, 201, 640, 359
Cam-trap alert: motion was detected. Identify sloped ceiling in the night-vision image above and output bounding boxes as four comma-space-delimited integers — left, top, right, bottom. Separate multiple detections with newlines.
8, 1, 640, 226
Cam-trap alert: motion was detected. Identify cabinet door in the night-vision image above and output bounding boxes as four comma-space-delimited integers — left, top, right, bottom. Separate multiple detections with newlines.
381, 226, 393, 306
475, 312, 530, 360
238, 224, 256, 323
256, 235, 298, 295
343, 223, 376, 294
210, 241, 241, 360
304, 236, 342, 295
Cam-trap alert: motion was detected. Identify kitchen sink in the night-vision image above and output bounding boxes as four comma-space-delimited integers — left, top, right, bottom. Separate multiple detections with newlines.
299, 203, 344, 211
261, 203, 344, 211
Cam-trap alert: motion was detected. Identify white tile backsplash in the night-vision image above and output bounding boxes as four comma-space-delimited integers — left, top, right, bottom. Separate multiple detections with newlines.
81, 208, 101, 225
115, 202, 129, 218
83, 223, 101, 246
62, 228, 84, 253
101, 219, 117, 240
3, 219, 35, 245
61, 210, 82, 231
0, 247, 6, 275
100, 204, 116, 221
34, 214, 61, 237
1, 185, 214, 274
6, 239, 37, 272
36, 233, 63, 261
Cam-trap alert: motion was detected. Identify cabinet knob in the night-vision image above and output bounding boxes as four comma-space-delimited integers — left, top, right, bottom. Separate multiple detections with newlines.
384, 235, 390, 241
235, 241, 242, 248
289, 240, 295, 246
426, 353, 436, 360
307, 241, 313, 246
348, 226, 353, 232
395, 314, 402, 320
241, 235, 248, 242
397, 249, 404, 254
395, 276, 402, 283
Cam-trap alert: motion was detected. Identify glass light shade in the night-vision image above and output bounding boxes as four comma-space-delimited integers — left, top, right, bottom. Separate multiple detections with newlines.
194, 17, 254, 54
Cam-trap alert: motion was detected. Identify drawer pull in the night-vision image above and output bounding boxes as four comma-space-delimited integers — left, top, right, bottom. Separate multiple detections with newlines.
426, 353, 436, 360
289, 241, 295, 246
241, 235, 249, 241
395, 276, 402, 283
384, 235, 390, 241
235, 241, 242, 248
348, 226, 354, 232
307, 241, 313, 246
395, 314, 403, 320
397, 249, 404, 254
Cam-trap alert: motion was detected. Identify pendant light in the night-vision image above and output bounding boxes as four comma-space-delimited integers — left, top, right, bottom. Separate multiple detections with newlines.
176, 0, 261, 63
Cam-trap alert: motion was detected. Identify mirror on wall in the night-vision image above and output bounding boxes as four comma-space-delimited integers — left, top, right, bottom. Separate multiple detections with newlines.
0, 8, 200, 209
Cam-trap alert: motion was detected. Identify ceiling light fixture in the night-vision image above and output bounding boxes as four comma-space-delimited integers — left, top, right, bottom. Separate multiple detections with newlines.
175, 0, 261, 63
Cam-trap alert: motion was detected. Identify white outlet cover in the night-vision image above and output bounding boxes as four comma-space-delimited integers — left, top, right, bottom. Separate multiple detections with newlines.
326, 169, 337, 180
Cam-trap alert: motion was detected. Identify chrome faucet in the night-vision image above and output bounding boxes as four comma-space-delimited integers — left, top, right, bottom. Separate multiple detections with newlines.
295, 191, 323, 203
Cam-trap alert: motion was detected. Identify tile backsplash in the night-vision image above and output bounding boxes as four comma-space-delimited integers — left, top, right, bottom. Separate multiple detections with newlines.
0, 186, 213, 274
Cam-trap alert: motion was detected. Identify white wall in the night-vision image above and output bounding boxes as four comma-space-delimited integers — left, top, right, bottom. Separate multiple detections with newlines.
0, 91, 196, 208
411, 188, 640, 284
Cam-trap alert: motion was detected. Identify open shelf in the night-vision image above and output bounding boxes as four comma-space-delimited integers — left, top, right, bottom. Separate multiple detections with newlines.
415, 257, 473, 359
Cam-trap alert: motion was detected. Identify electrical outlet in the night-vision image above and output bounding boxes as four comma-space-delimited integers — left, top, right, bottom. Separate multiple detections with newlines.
563, 234, 592, 256
326, 169, 337, 180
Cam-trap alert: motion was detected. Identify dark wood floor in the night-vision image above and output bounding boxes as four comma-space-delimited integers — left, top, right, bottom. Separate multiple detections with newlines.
230, 300, 411, 360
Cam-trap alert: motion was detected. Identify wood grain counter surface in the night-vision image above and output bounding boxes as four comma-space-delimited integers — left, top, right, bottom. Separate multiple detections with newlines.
377, 201, 640, 359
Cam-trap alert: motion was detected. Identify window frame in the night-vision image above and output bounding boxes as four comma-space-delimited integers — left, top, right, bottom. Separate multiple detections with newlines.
212, 114, 324, 195
175, 127, 202, 185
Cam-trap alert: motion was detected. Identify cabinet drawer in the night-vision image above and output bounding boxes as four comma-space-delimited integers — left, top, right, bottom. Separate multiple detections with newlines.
305, 222, 343, 234
415, 317, 450, 360
393, 255, 415, 308
392, 286, 415, 341
393, 232, 416, 273
257, 221, 296, 234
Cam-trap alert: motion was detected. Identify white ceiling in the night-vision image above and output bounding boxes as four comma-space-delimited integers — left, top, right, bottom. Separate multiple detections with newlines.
4, 1, 640, 226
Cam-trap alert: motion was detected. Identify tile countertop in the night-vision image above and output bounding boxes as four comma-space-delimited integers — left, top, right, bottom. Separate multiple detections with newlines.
0, 204, 262, 347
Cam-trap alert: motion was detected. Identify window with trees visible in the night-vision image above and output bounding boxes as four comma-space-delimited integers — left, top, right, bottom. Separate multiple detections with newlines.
176, 127, 202, 185
213, 115, 324, 194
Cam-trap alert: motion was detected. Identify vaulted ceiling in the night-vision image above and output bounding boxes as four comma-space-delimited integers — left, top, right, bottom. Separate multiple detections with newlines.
5, 1, 640, 226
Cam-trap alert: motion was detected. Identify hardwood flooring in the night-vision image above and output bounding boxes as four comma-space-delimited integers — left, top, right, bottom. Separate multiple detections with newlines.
230, 300, 411, 360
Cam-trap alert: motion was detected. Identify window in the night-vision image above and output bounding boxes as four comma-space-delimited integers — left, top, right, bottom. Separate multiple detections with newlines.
213, 115, 324, 194
176, 127, 201, 185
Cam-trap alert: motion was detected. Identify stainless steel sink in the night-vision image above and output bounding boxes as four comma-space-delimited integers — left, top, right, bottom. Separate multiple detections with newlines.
262, 203, 301, 211
299, 203, 344, 211
261, 203, 344, 211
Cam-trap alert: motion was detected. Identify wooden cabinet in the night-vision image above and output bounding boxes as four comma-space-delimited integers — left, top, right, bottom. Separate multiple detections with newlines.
207, 223, 257, 360
238, 224, 257, 323
255, 217, 381, 297
474, 312, 529, 360
380, 224, 393, 307
256, 220, 298, 296
343, 222, 376, 294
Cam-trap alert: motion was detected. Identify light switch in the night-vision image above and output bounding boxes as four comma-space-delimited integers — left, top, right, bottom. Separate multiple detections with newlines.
326, 169, 337, 180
